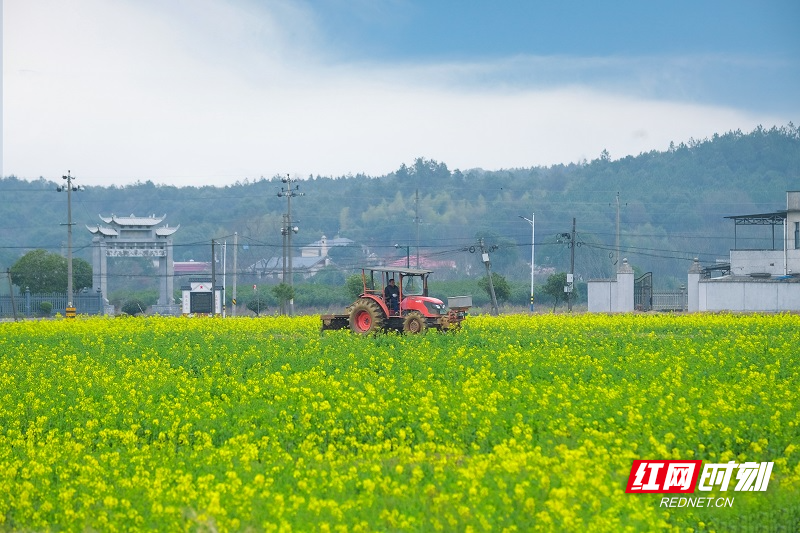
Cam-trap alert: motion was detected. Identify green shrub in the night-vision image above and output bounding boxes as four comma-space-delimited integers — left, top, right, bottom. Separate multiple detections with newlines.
246, 294, 270, 316
121, 299, 147, 316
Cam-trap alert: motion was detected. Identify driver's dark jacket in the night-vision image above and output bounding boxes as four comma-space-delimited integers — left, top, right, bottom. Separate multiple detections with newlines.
384, 284, 399, 304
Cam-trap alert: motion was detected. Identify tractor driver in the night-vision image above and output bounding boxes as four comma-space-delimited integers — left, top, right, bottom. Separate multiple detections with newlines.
384, 278, 400, 314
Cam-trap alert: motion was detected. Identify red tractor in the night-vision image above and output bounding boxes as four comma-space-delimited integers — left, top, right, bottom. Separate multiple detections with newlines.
321, 267, 471, 334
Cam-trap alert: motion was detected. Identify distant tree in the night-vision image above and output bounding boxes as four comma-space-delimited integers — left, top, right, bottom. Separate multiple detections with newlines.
394, 163, 411, 181
246, 293, 270, 316
73, 259, 93, 291
272, 282, 295, 315
542, 273, 568, 311
412, 157, 450, 181
477, 272, 511, 303
345, 274, 365, 300
10, 249, 92, 294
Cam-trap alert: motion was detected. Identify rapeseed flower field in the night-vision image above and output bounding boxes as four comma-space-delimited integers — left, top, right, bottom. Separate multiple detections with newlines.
1, 313, 798, 531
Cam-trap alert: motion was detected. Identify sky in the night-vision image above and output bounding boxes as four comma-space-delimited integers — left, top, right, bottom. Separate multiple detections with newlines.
3, 0, 799, 187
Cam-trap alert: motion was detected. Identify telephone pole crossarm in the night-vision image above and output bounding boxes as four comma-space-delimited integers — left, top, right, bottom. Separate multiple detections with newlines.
277, 174, 304, 316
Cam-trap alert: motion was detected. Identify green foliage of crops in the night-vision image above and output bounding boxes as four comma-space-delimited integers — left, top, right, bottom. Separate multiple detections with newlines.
1, 314, 799, 531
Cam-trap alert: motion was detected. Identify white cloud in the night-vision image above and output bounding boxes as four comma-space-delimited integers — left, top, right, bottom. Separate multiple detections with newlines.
3, 1, 783, 186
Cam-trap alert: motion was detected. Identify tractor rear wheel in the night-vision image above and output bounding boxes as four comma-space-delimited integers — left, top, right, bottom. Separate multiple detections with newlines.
349, 298, 385, 334
403, 311, 427, 334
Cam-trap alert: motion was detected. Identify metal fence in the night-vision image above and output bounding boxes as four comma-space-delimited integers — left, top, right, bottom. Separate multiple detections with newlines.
652, 289, 688, 312
635, 271, 688, 312
0, 289, 105, 318
635, 272, 653, 311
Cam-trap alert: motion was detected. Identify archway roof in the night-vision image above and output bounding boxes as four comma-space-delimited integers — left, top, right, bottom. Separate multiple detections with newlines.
99, 214, 166, 226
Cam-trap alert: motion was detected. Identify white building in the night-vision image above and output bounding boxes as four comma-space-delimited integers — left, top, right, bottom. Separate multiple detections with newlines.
588, 191, 800, 313
180, 278, 223, 315
689, 191, 800, 312
249, 235, 360, 280
301, 235, 355, 258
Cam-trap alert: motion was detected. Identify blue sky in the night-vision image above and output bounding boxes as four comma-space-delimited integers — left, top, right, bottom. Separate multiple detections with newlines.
318, 1, 797, 59
311, 0, 798, 111
3, 0, 798, 186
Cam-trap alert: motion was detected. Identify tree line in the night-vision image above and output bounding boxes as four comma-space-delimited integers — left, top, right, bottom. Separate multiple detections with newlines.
1, 124, 798, 303
6, 247, 580, 314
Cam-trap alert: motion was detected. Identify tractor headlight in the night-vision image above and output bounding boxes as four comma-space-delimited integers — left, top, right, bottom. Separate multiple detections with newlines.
424, 301, 448, 315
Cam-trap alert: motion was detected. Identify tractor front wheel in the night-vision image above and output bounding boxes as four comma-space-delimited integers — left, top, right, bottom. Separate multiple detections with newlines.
349, 299, 385, 334
403, 311, 427, 334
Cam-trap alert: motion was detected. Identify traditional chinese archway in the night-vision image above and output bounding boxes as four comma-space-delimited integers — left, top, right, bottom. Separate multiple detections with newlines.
87, 214, 180, 314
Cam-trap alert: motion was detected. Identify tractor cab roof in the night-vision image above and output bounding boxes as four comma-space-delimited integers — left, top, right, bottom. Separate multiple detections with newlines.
356, 266, 438, 302
363, 266, 434, 277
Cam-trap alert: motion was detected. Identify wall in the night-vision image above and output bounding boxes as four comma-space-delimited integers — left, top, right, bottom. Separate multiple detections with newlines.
696, 278, 800, 312
588, 280, 615, 312
730, 250, 796, 276
616, 260, 634, 311
587, 259, 634, 313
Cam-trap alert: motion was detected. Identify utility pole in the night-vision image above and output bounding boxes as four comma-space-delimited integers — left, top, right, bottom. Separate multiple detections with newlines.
278, 174, 303, 316
222, 240, 227, 318
615, 192, 621, 271
568, 217, 576, 312
6, 269, 18, 321
395, 244, 410, 268
415, 189, 420, 268
281, 214, 288, 285
279, 215, 288, 315
232, 232, 238, 317
211, 239, 217, 317
479, 238, 499, 316
613, 192, 627, 272
518, 213, 534, 312
559, 219, 577, 312
57, 171, 80, 316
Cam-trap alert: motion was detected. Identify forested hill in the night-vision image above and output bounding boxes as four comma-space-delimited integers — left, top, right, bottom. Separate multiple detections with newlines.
2, 124, 799, 288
